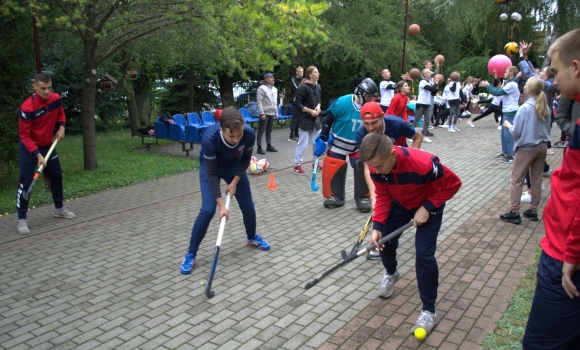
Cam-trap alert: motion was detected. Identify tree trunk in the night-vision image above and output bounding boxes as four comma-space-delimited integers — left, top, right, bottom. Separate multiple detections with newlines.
126, 82, 140, 136
135, 82, 150, 125
81, 28, 99, 170
219, 73, 235, 108
188, 64, 195, 113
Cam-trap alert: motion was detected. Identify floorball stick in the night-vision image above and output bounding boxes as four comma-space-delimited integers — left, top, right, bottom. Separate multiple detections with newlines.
205, 193, 231, 299
311, 156, 320, 191
304, 221, 413, 290
340, 214, 373, 260
23, 139, 58, 201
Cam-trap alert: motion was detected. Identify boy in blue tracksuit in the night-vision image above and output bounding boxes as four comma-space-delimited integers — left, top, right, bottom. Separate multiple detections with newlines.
180, 107, 270, 274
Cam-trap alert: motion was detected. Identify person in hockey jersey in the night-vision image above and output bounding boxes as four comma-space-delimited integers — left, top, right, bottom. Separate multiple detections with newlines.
360, 132, 461, 337
314, 78, 378, 211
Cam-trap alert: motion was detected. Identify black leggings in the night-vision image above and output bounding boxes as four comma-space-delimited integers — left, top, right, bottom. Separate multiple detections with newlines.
434, 107, 449, 125
472, 104, 501, 123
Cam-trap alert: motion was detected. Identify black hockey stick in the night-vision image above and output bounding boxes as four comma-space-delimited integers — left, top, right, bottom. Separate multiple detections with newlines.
304, 221, 413, 290
205, 193, 231, 298
23, 139, 58, 201
340, 214, 373, 260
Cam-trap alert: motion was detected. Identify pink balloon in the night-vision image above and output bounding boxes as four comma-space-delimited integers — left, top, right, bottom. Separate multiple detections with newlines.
487, 54, 512, 78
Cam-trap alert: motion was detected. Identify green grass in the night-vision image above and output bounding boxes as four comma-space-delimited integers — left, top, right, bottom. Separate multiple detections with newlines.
482, 248, 540, 349
0, 130, 198, 215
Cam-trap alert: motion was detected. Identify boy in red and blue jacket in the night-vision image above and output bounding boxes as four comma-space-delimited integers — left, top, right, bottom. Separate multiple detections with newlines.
359, 132, 461, 337
16, 73, 76, 235
523, 29, 580, 350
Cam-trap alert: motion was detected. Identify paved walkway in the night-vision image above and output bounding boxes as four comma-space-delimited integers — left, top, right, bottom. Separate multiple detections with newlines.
0, 118, 562, 349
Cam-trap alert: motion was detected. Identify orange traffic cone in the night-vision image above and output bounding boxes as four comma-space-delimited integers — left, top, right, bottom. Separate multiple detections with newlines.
267, 172, 278, 190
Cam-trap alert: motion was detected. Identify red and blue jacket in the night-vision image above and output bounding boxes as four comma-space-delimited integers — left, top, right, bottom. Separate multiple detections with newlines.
370, 146, 461, 231
541, 93, 580, 264
19, 93, 66, 156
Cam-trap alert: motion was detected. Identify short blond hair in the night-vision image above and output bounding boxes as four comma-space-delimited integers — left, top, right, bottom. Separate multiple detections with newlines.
548, 29, 580, 66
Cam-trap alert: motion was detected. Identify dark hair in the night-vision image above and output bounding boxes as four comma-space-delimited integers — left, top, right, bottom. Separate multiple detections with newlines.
220, 107, 244, 130
34, 73, 51, 84
360, 133, 393, 163
395, 80, 407, 93
544, 66, 556, 80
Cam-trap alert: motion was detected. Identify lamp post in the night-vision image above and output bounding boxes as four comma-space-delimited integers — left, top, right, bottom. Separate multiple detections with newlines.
500, 12, 522, 40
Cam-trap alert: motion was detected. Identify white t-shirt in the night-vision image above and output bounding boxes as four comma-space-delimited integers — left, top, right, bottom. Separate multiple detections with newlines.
501, 81, 520, 113
462, 84, 473, 100
446, 82, 460, 101
417, 80, 434, 105
379, 80, 396, 106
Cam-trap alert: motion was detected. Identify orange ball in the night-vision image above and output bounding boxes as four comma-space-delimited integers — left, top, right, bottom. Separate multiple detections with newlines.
450, 72, 460, 81
435, 55, 445, 64
409, 68, 421, 80
409, 24, 420, 36
434, 73, 444, 85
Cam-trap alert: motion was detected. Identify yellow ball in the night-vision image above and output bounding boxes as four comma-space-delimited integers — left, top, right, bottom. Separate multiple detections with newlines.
414, 327, 427, 340
504, 42, 519, 56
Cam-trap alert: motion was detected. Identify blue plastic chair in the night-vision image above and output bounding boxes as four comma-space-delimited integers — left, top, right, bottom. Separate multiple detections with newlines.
168, 123, 185, 141
201, 111, 216, 126
240, 107, 259, 124
154, 117, 168, 139
173, 114, 187, 129
187, 112, 209, 135
185, 125, 202, 143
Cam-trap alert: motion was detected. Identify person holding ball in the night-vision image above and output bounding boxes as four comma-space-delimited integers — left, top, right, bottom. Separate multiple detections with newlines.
359, 132, 461, 337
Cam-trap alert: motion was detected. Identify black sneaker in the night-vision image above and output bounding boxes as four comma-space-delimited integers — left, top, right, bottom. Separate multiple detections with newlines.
500, 211, 521, 224
494, 153, 506, 160
426, 132, 434, 137
502, 155, 514, 163
523, 209, 538, 221
257, 146, 265, 155
266, 145, 278, 152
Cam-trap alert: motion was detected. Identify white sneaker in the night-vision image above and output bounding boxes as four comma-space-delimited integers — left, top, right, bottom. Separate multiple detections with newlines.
447, 127, 456, 133
18, 219, 31, 235
428, 125, 434, 130
423, 137, 432, 143
379, 270, 401, 298
453, 125, 460, 132
542, 169, 553, 177
542, 183, 545, 191
521, 192, 531, 203
547, 148, 554, 155
498, 125, 502, 130
467, 121, 475, 127
411, 310, 437, 336
439, 123, 447, 128
54, 207, 76, 219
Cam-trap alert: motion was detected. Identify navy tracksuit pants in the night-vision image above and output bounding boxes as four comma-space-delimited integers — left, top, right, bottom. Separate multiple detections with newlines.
380, 200, 445, 314
17, 141, 64, 219
187, 161, 257, 255
523, 251, 580, 349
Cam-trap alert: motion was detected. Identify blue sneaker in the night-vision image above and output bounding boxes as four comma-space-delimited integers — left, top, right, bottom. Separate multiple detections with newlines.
180, 252, 195, 274
247, 234, 270, 250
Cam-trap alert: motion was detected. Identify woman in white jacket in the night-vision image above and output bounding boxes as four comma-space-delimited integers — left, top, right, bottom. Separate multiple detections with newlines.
500, 77, 551, 224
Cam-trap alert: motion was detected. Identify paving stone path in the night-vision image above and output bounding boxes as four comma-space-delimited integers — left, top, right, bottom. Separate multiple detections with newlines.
0, 117, 562, 349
